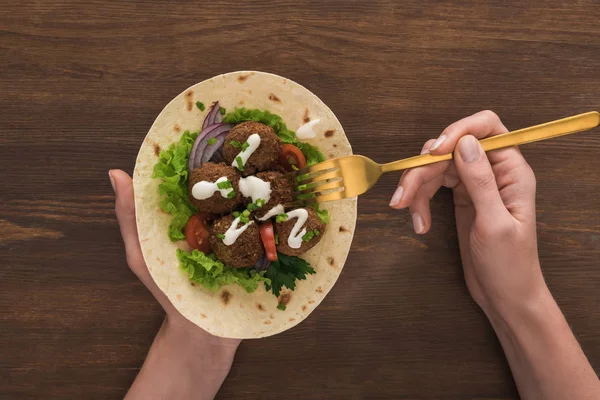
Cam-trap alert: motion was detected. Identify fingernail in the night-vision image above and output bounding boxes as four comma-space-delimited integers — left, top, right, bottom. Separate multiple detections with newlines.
429, 135, 446, 151
389, 186, 404, 207
459, 136, 480, 163
108, 170, 116, 193
412, 212, 425, 234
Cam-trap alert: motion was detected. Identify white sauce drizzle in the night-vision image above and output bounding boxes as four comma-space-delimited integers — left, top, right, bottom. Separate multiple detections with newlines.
285, 208, 309, 249
223, 217, 253, 246
232, 133, 261, 170
257, 204, 285, 222
296, 119, 321, 139
239, 176, 271, 203
191, 176, 233, 200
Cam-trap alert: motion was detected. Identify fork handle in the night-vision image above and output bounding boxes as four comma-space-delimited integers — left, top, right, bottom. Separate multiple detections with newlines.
380, 111, 600, 173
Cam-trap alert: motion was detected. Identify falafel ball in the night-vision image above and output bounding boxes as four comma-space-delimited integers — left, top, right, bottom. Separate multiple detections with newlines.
223, 121, 282, 176
275, 208, 326, 256
254, 171, 294, 220
209, 214, 264, 268
188, 162, 243, 215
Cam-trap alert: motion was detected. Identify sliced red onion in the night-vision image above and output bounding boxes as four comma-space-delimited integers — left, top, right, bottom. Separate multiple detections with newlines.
202, 101, 221, 130
200, 131, 229, 164
191, 124, 233, 170
254, 254, 271, 272
188, 123, 222, 172
209, 147, 224, 163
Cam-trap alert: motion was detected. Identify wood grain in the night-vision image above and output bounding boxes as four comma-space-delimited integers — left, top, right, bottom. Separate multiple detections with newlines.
1, 1, 599, 399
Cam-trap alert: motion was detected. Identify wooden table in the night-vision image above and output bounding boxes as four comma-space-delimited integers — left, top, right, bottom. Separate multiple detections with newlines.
2, 1, 599, 398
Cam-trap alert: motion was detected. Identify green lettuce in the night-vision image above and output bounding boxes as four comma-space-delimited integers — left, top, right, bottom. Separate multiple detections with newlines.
223, 108, 325, 166
177, 249, 270, 293
152, 130, 198, 241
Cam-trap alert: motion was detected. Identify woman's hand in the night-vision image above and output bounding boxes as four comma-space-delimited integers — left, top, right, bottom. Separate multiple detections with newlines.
110, 169, 239, 400
389, 111, 546, 316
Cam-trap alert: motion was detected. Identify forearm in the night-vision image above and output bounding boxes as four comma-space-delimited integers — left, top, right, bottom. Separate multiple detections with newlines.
487, 286, 600, 400
126, 317, 237, 400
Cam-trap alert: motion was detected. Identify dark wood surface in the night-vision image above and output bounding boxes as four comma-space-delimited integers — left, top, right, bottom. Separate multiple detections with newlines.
1, 1, 599, 398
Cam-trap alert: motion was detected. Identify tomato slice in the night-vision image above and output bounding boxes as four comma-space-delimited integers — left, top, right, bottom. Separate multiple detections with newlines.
185, 214, 211, 253
259, 221, 278, 262
278, 144, 307, 172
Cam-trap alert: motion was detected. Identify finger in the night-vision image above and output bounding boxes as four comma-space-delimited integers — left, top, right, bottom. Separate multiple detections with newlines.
110, 170, 148, 277
454, 136, 509, 218
428, 110, 508, 157
390, 139, 451, 209
408, 177, 443, 234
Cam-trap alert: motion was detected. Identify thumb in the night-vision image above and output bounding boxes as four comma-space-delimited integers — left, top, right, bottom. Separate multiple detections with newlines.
454, 136, 508, 218
110, 169, 146, 271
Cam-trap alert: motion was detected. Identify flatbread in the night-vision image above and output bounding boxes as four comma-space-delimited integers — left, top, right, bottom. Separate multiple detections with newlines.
133, 71, 356, 338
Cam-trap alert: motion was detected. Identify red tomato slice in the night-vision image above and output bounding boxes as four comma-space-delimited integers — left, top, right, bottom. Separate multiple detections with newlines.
259, 221, 278, 262
185, 214, 211, 253
279, 144, 307, 172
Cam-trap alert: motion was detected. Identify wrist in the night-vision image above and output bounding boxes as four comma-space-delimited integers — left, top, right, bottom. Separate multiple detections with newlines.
484, 282, 556, 337
163, 315, 240, 368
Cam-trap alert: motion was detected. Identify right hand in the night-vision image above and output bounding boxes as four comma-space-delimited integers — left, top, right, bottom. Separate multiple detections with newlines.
389, 111, 548, 316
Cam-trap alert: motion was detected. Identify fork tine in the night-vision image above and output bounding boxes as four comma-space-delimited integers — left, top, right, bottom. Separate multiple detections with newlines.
294, 179, 343, 197
287, 160, 339, 181
314, 190, 346, 203
294, 169, 341, 185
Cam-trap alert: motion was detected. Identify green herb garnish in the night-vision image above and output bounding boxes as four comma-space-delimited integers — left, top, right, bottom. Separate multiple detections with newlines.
235, 156, 244, 171
276, 213, 288, 223
274, 234, 279, 245
230, 140, 242, 149
313, 204, 329, 224
232, 211, 240, 218
247, 202, 259, 211
216, 233, 225, 240
241, 141, 250, 151
195, 101, 205, 111
219, 106, 226, 115
227, 191, 236, 199
264, 253, 315, 297
277, 303, 286, 311
216, 180, 232, 190
301, 230, 316, 242
207, 138, 217, 145
255, 198, 266, 207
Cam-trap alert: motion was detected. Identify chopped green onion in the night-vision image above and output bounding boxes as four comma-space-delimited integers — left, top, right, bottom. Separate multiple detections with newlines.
302, 229, 320, 242
276, 213, 288, 223
217, 180, 232, 189
227, 191, 236, 199
241, 141, 250, 151
291, 164, 299, 171
240, 216, 250, 224
247, 202, 259, 211
219, 106, 226, 115
301, 231, 313, 242
216, 233, 225, 240
235, 156, 244, 171
233, 211, 241, 218
195, 101, 205, 111
207, 138, 217, 145
255, 198, 266, 207
242, 209, 250, 217
274, 234, 279, 245
230, 140, 242, 149
277, 303, 286, 311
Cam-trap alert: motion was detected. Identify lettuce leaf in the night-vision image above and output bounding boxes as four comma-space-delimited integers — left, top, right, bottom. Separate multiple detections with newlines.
152, 130, 198, 241
177, 249, 270, 293
223, 108, 325, 166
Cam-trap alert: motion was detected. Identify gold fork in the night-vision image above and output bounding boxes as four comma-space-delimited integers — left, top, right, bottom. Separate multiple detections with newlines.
290, 111, 600, 204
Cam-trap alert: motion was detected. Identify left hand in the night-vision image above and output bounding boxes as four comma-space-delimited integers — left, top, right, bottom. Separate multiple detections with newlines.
109, 169, 240, 350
